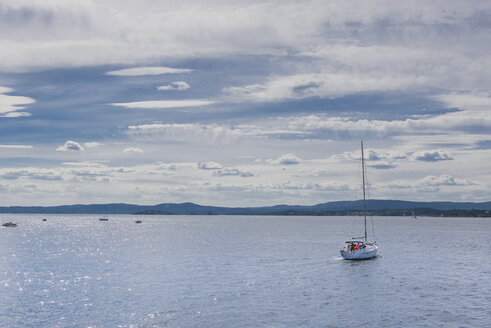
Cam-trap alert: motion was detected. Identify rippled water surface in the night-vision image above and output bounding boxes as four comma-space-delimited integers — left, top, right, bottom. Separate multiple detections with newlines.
0, 214, 490, 327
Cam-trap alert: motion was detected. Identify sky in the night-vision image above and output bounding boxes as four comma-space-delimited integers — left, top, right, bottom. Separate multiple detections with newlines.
0, 0, 490, 206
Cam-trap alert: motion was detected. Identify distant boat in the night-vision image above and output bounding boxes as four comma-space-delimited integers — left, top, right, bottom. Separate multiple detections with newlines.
99, 209, 109, 221
2, 222, 17, 227
411, 210, 417, 219
135, 220, 142, 224
340, 141, 378, 260
42, 218, 47, 222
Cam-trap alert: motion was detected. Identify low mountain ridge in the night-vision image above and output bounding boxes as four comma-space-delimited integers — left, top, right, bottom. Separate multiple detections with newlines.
0, 200, 490, 215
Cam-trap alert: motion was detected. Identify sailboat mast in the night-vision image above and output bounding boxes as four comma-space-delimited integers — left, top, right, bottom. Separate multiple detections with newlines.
361, 141, 367, 242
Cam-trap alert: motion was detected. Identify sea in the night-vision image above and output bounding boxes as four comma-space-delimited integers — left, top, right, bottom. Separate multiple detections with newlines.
0, 214, 489, 328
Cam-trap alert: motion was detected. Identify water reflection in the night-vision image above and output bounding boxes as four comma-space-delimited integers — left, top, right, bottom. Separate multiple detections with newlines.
0, 215, 489, 328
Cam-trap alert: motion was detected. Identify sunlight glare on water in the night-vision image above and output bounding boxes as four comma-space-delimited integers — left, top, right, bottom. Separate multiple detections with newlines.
0, 214, 489, 327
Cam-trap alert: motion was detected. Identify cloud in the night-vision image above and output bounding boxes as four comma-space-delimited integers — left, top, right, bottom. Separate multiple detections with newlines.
123, 147, 143, 153
0, 1, 325, 71
338, 148, 455, 168
417, 175, 475, 187
0, 86, 35, 117
84, 142, 102, 148
111, 100, 213, 109
127, 123, 242, 144
386, 174, 476, 189
366, 149, 384, 161
2, 162, 135, 184
56, 140, 84, 152
1, 111, 32, 118
341, 148, 453, 163
265, 181, 352, 192
368, 163, 398, 170
157, 81, 190, 91
197, 161, 223, 170
1, 0, 491, 123
224, 73, 427, 101
0, 169, 63, 181
124, 111, 486, 156
287, 109, 491, 138
433, 92, 491, 110
2, 0, 488, 89
106, 67, 193, 76
338, 149, 401, 169
0, 144, 33, 149
224, 84, 267, 97
212, 168, 254, 177
411, 150, 453, 162
62, 161, 109, 167
267, 153, 302, 165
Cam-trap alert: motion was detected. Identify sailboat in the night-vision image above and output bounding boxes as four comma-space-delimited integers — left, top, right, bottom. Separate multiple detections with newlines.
411, 210, 417, 219
340, 141, 378, 260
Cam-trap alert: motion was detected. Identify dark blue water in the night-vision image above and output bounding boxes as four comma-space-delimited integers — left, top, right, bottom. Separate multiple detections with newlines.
1, 215, 489, 327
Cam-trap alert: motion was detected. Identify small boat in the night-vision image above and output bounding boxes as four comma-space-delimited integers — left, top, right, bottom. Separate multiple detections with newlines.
411, 210, 417, 219
135, 220, 142, 224
340, 141, 378, 260
42, 218, 47, 222
99, 208, 109, 221
2, 222, 17, 227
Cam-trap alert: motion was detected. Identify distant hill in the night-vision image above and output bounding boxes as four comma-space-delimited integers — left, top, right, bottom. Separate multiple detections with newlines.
0, 200, 490, 216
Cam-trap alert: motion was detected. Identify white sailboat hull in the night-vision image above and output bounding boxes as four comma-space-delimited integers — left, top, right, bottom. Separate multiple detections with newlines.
340, 243, 378, 260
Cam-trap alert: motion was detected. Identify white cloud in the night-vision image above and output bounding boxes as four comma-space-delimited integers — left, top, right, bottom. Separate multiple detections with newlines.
337, 148, 456, 172
62, 161, 108, 167
0, 168, 64, 181
287, 110, 491, 137
212, 168, 254, 177
0, 144, 33, 149
267, 153, 302, 165
433, 92, 491, 110
224, 84, 267, 97
0, 0, 490, 105
123, 147, 143, 153
0, 1, 325, 72
56, 140, 84, 152
106, 67, 193, 76
1, 111, 32, 118
127, 123, 243, 144
0, 86, 35, 117
340, 148, 453, 163
224, 72, 427, 101
197, 161, 223, 170
386, 174, 476, 189
417, 175, 475, 187
263, 181, 352, 192
157, 81, 190, 91
84, 142, 102, 148
411, 150, 453, 162
112, 100, 213, 109
123, 112, 483, 149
